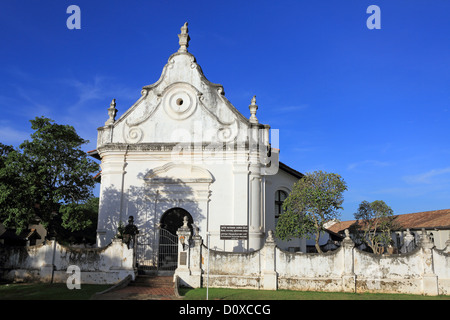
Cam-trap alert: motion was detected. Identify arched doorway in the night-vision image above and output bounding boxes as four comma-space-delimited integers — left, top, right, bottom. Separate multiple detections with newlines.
160, 207, 193, 235
157, 208, 193, 273
136, 208, 193, 275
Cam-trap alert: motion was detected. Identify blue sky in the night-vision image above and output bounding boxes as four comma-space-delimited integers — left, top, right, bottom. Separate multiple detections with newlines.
1, 1, 449, 221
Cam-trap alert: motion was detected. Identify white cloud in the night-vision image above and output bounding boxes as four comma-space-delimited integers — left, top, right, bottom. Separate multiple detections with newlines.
0, 126, 30, 146
347, 160, 391, 171
403, 167, 450, 184
62, 75, 138, 112
277, 105, 309, 112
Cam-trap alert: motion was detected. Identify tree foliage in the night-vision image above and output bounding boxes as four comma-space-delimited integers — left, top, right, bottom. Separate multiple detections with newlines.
275, 170, 347, 253
0, 117, 99, 239
353, 200, 398, 254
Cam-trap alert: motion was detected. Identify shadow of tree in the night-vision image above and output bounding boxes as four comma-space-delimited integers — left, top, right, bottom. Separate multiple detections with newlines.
97, 167, 210, 271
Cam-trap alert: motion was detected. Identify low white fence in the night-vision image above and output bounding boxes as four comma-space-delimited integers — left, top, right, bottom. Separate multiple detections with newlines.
0, 239, 135, 284
175, 229, 450, 296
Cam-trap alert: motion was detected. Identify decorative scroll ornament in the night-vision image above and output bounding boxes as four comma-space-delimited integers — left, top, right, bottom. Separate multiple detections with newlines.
126, 126, 143, 143
217, 120, 239, 143
126, 95, 161, 127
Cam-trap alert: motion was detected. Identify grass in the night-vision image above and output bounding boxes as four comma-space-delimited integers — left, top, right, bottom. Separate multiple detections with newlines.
0, 282, 110, 300
1, 282, 449, 300
180, 287, 450, 300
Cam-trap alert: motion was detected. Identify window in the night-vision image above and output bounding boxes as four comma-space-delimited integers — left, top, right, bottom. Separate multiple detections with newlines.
275, 190, 288, 219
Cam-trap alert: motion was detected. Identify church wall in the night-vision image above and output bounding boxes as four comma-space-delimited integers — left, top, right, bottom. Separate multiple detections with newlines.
204, 162, 246, 251
95, 24, 290, 252
97, 152, 128, 246
265, 168, 306, 252
96, 145, 254, 251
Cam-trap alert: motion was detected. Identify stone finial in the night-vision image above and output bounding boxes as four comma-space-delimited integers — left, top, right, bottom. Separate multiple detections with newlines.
105, 99, 117, 126
342, 228, 355, 248
344, 229, 350, 239
249, 95, 258, 123
420, 228, 434, 249
178, 22, 190, 53
178, 215, 190, 231
192, 223, 202, 244
193, 224, 199, 237
266, 230, 275, 243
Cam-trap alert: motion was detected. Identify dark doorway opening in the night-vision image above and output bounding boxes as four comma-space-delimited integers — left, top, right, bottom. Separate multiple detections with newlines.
160, 207, 193, 235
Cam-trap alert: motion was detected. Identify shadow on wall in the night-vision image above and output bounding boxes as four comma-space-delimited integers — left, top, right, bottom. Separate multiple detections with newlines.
99, 174, 207, 244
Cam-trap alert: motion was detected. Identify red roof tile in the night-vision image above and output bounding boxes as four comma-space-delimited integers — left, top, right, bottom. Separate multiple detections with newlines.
327, 209, 450, 233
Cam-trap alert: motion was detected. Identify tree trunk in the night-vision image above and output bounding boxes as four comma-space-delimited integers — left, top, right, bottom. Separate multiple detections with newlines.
315, 230, 322, 253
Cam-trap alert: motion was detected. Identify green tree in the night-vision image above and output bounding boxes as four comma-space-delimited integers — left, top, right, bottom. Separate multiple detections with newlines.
276, 170, 347, 253
0, 117, 99, 239
353, 200, 398, 254
59, 197, 99, 244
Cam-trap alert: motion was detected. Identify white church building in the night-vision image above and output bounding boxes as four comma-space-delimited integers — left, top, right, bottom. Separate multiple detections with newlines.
90, 23, 304, 270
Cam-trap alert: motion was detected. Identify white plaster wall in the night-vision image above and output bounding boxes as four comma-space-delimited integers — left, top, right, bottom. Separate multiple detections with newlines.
177, 235, 450, 295
353, 248, 424, 294
0, 240, 135, 284
95, 49, 273, 250
276, 247, 344, 279
433, 249, 450, 295
96, 148, 250, 250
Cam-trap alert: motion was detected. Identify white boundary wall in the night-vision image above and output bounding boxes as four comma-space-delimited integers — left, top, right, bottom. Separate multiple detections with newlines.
0, 239, 135, 284
175, 230, 450, 296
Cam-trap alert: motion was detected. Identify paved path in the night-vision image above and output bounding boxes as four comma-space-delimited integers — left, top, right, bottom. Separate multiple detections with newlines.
91, 275, 183, 300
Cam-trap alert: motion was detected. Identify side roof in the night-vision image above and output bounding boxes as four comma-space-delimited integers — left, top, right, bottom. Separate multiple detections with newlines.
327, 209, 450, 233
279, 161, 304, 179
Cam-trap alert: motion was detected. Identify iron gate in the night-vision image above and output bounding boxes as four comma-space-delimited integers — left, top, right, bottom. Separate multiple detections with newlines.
136, 228, 178, 273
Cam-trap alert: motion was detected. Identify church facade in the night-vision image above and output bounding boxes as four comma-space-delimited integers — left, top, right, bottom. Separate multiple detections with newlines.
92, 23, 304, 261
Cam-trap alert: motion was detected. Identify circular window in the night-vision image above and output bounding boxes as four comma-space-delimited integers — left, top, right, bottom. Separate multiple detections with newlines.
163, 84, 197, 120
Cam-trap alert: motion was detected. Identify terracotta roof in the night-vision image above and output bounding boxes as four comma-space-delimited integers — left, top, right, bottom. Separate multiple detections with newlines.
87, 149, 101, 160
327, 209, 450, 233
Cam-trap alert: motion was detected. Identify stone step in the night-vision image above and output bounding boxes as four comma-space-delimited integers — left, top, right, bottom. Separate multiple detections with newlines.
130, 275, 174, 288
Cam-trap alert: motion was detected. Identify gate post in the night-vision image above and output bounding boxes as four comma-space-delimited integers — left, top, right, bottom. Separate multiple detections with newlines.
175, 216, 193, 286
341, 229, 356, 293
190, 225, 203, 288
420, 229, 439, 296
262, 230, 278, 290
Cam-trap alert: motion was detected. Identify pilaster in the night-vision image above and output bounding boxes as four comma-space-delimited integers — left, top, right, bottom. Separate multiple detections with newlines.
420, 229, 439, 296
175, 217, 203, 288
341, 229, 356, 293
262, 230, 278, 290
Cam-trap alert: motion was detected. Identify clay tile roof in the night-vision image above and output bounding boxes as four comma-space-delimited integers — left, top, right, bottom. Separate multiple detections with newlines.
327, 220, 358, 233
394, 209, 450, 229
327, 209, 450, 233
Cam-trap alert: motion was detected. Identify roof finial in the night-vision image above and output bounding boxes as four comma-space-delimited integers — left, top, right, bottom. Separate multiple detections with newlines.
105, 98, 117, 126
249, 95, 258, 123
178, 22, 190, 53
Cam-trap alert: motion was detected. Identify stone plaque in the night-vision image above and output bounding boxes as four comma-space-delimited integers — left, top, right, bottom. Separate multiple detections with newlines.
179, 252, 187, 266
